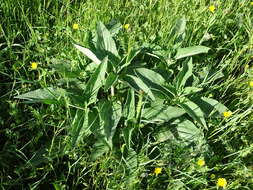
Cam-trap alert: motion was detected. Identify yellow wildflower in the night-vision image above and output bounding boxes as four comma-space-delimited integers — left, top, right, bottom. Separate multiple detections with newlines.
249, 81, 253, 87
123, 24, 130, 29
251, 2, 253, 6
31, 62, 38, 70
209, 5, 216, 13
208, 93, 214, 98
217, 178, 227, 188
154, 167, 162, 176
210, 174, 216, 179
223, 111, 232, 118
197, 159, 205, 167
72, 23, 79, 30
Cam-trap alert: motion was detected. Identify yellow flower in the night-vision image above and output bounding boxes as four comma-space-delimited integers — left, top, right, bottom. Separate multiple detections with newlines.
154, 167, 162, 176
251, 2, 253, 6
72, 23, 79, 30
249, 81, 253, 87
197, 159, 205, 167
210, 174, 216, 179
123, 24, 130, 29
209, 5, 216, 13
31, 62, 38, 70
223, 111, 232, 118
208, 93, 214, 98
217, 178, 227, 188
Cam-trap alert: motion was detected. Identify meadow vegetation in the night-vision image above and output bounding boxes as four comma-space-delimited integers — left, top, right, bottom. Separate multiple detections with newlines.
0, 0, 253, 189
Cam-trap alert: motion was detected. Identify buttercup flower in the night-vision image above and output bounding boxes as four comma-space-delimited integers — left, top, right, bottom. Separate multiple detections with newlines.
31, 62, 38, 70
197, 159, 205, 167
72, 23, 79, 30
209, 5, 215, 13
123, 24, 130, 29
223, 111, 232, 118
249, 81, 253, 87
217, 178, 227, 188
154, 167, 162, 176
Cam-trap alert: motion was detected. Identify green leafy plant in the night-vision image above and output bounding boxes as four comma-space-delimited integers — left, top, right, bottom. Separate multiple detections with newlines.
15, 19, 228, 171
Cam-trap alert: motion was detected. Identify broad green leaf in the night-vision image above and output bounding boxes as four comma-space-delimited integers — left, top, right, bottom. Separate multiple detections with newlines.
50, 58, 81, 78
52, 184, 61, 190
125, 148, 138, 169
70, 108, 90, 148
199, 66, 224, 84
123, 148, 139, 187
154, 119, 202, 144
160, 84, 177, 98
123, 75, 155, 101
154, 126, 174, 144
181, 87, 202, 95
99, 100, 122, 148
135, 68, 166, 85
142, 103, 185, 123
123, 89, 136, 120
74, 44, 101, 64
175, 46, 210, 59
135, 68, 175, 99
88, 108, 100, 133
172, 119, 202, 141
175, 58, 193, 89
123, 125, 134, 150
119, 47, 142, 71
96, 22, 119, 57
85, 62, 99, 74
85, 57, 108, 105
170, 17, 186, 46
14, 87, 66, 104
179, 100, 207, 129
170, 17, 186, 39
107, 20, 122, 36
104, 72, 118, 91
91, 139, 110, 161
191, 97, 228, 117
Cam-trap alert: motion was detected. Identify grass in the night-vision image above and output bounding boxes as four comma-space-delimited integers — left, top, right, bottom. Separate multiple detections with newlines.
0, 0, 253, 189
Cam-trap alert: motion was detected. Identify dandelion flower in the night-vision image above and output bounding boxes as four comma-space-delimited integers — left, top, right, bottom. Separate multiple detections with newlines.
217, 178, 227, 188
197, 159, 205, 167
154, 167, 162, 176
249, 81, 253, 87
31, 62, 38, 70
209, 5, 216, 13
72, 23, 79, 30
223, 111, 232, 118
123, 24, 130, 29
